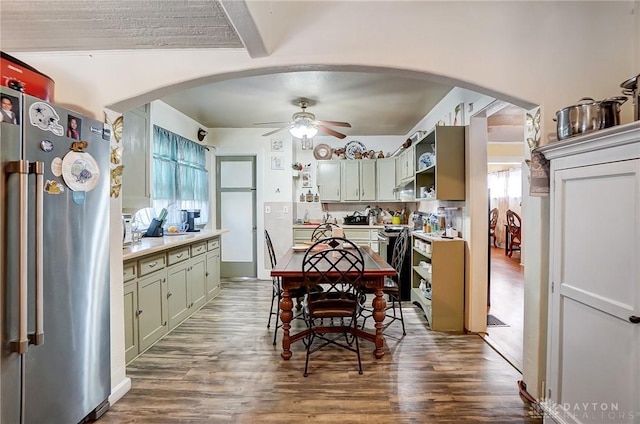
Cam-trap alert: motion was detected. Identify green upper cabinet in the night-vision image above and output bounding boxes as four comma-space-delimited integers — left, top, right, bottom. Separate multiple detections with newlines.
341, 160, 376, 202
122, 104, 151, 210
317, 160, 342, 201
414, 126, 465, 201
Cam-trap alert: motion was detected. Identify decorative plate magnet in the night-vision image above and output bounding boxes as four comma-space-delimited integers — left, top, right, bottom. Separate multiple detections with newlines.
51, 157, 63, 177
40, 140, 54, 152
61, 151, 100, 192
44, 180, 65, 194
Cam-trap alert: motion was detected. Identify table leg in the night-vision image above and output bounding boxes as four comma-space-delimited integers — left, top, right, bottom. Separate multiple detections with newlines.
280, 288, 293, 360
371, 285, 387, 359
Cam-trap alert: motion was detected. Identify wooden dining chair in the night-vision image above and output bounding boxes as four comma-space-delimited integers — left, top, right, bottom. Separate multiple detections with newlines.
301, 237, 364, 376
359, 228, 409, 335
264, 230, 306, 345
489, 208, 499, 248
506, 209, 522, 257
311, 222, 341, 241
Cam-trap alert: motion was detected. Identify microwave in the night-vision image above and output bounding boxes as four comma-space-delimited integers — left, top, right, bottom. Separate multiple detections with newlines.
122, 214, 133, 247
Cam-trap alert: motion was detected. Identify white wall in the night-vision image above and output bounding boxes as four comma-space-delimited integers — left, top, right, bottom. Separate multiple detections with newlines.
11, 0, 639, 401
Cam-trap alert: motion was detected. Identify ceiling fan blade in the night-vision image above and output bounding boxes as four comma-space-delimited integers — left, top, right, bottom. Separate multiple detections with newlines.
253, 121, 290, 126
261, 127, 288, 137
317, 125, 346, 139
316, 120, 351, 128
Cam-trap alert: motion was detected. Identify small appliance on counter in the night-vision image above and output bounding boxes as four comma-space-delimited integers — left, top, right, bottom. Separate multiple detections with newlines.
122, 214, 133, 246
182, 209, 201, 232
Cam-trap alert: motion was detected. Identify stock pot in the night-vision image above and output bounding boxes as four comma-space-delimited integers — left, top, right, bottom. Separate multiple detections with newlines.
555, 98, 601, 140
555, 96, 627, 141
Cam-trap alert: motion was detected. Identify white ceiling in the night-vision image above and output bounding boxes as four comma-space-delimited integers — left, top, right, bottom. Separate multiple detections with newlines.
160, 71, 454, 136
0, 0, 524, 140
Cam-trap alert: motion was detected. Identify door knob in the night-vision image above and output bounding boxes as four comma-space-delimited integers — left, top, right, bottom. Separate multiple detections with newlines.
630, 316, 640, 324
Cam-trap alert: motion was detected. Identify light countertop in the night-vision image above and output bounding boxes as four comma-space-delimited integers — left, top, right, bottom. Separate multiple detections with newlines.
293, 224, 387, 229
123, 229, 228, 261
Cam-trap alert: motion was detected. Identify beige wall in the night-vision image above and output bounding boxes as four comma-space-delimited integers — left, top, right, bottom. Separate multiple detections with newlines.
9, 0, 639, 401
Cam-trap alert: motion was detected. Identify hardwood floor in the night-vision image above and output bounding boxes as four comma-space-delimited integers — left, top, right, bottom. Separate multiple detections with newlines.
102, 280, 540, 423
486, 246, 524, 371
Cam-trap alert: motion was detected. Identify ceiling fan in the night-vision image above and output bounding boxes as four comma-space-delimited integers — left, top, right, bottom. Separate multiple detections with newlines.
253, 99, 351, 139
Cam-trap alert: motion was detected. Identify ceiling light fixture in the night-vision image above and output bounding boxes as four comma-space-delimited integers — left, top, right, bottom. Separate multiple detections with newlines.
289, 119, 318, 139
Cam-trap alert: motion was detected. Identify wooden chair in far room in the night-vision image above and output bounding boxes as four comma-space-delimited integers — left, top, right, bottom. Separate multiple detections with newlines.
506, 209, 522, 257
311, 222, 341, 241
359, 227, 410, 335
489, 208, 499, 248
301, 237, 365, 377
264, 230, 306, 345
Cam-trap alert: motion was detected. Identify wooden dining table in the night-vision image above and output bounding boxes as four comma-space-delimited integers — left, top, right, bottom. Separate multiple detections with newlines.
270, 245, 396, 360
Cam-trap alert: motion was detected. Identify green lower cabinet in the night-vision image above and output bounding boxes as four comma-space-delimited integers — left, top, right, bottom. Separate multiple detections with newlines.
189, 256, 207, 311
206, 248, 221, 300
167, 263, 190, 330
123, 282, 139, 363
137, 270, 168, 352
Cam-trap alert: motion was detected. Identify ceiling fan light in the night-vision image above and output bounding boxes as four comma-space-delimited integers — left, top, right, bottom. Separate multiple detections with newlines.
289, 122, 318, 138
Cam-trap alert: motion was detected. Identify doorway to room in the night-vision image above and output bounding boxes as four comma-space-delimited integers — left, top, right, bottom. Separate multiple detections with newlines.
216, 155, 257, 279
484, 102, 525, 371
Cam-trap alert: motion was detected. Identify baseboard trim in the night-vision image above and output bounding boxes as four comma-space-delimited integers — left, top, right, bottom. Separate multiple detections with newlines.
109, 377, 132, 405
479, 333, 522, 373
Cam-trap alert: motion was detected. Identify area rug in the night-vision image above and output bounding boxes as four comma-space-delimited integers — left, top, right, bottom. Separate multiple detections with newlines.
487, 314, 509, 327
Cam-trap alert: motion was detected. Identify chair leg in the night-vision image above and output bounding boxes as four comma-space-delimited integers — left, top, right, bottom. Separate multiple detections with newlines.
353, 329, 362, 375
267, 284, 278, 329
303, 331, 315, 377
396, 296, 406, 335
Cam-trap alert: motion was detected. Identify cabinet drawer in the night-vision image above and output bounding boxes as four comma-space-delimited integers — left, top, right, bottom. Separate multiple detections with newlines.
123, 261, 137, 282
207, 238, 220, 251
191, 241, 207, 257
343, 228, 370, 240
293, 228, 315, 241
167, 246, 190, 266
138, 253, 166, 277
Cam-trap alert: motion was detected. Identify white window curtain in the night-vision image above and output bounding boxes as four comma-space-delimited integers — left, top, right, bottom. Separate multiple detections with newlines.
488, 168, 521, 246
151, 125, 209, 227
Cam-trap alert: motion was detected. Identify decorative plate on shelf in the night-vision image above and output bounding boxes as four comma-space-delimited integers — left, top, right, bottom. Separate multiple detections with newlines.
313, 143, 332, 160
344, 140, 367, 160
418, 152, 435, 170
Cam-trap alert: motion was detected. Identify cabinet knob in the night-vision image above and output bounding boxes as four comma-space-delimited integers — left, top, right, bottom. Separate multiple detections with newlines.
167, 292, 172, 298
205, 272, 209, 277
136, 309, 143, 316
630, 316, 640, 324
163, 321, 167, 326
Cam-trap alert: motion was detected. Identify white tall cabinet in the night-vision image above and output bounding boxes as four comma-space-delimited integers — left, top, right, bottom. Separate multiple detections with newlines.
538, 122, 640, 424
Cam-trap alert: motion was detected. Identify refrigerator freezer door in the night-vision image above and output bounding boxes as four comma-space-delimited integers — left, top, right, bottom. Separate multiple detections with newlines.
1, 86, 26, 424
22, 95, 111, 424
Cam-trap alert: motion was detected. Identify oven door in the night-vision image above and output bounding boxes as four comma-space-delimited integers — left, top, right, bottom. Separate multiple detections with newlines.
377, 231, 391, 263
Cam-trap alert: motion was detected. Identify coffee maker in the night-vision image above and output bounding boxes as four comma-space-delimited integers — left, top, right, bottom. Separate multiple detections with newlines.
182, 209, 201, 232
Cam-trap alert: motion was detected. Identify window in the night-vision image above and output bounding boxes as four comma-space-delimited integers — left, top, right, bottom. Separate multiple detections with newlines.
151, 125, 209, 227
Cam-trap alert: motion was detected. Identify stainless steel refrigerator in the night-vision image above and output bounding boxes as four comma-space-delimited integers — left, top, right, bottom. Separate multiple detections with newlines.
1, 87, 111, 423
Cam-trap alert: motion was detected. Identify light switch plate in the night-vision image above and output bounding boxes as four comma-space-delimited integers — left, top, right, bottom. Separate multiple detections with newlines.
265, 206, 271, 214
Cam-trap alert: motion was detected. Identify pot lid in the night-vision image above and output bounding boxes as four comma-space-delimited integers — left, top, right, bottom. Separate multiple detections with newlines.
620, 73, 639, 90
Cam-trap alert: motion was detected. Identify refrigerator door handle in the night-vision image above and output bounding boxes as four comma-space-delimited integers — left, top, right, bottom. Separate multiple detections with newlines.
29, 161, 45, 346
7, 160, 30, 354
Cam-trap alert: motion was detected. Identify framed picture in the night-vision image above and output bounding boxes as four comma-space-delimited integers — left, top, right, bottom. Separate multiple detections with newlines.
67, 115, 82, 140
271, 155, 284, 170
271, 139, 283, 152
302, 169, 312, 187
1, 93, 20, 125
